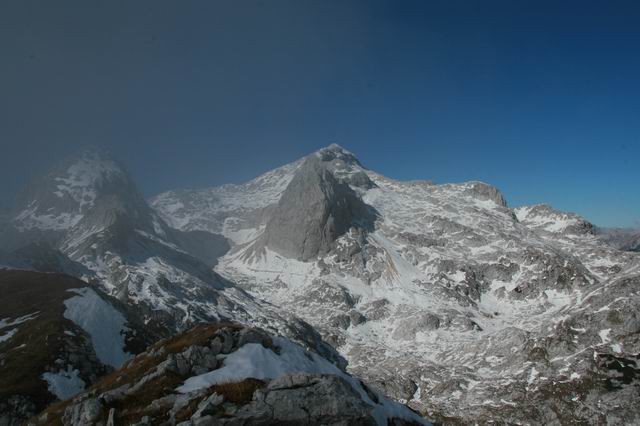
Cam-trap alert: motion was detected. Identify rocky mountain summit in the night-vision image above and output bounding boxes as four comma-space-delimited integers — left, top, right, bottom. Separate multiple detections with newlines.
253, 152, 376, 262
154, 144, 640, 424
32, 323, 427, 426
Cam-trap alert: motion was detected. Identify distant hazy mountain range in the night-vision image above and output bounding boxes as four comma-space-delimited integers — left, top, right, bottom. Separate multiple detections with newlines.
596, 227, 640, 252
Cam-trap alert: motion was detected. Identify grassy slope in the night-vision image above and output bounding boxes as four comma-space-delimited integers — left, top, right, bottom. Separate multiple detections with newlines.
0, 270, 87, 410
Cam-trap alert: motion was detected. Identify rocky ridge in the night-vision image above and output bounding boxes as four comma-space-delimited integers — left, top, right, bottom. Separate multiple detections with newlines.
32, 323, 427, 426
154, 144, 640, 424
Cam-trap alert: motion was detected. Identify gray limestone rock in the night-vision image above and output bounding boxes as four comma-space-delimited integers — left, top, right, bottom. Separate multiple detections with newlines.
463, 181, 508, 207
258, 156, 376, 261
392, 313, 441, 341
62, 398, 102, 426
239, 374, 377, 425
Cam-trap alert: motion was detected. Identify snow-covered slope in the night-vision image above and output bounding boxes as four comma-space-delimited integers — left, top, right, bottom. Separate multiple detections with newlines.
151, 158, 302, 245
2, 150, 367, 420
6, 145, 639, 424
514, 203, 595, 235
3, 151, 265, 334
1, 150, 374, 424
154, 144, 640, 424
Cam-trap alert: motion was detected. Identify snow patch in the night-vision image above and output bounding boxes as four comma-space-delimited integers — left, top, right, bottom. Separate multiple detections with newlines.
63, 288, 131, 368
177, 337, 429, 425
0, 328, 18, 343
0, 312, 40, 343
527, 367, 539, 386
42, 366, 86, 400
598, 329, 611, 344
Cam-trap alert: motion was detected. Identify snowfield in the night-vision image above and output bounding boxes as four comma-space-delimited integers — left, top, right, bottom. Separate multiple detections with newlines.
178, 336, 429, 426
42, 366, 86, 400
63, 287, 132, 368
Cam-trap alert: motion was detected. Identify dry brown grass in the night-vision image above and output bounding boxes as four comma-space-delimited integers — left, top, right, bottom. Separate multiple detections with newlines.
174, 397, 204, 423
93, 323, 241, 394
32, 322, 248, 424
210, 378, 266, 404
0, 271, 91, 412
162, 322, 241, 354
111, 372, 184, 424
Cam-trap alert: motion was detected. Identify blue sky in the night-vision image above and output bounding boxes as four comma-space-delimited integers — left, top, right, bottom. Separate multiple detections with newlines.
0, 0, 638, 227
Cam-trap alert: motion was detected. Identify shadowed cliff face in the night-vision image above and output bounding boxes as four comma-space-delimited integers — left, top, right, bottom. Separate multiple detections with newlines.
259, 155, 376, 261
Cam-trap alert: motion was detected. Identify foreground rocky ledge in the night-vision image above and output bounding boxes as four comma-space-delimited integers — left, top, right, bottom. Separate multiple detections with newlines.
31, 323, 428, 426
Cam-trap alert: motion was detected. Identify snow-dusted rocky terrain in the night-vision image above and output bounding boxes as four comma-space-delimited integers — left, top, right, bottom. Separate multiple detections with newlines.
2, 145, 639, 424
0, 149, 418, 425
33, 323, 427, 425
0, 151, 326, 346
153, 144, 640, 424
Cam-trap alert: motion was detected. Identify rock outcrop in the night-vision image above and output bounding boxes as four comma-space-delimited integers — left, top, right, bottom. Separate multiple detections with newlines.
31, 323, 428, 426
257, 155, 375, 261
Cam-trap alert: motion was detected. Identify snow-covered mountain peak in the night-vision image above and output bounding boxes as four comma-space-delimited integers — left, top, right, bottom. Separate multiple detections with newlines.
52, 150, 126, 205
4, 150, 251, 335
314, 143, 363, 168
515, 203, 594, 235
13, 150, 139, 233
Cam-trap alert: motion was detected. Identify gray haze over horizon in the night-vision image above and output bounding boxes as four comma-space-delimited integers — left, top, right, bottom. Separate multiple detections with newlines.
1, 1, 639, 228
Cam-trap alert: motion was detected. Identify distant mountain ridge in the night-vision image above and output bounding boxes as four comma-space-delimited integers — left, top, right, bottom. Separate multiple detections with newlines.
597, 226, 640, 252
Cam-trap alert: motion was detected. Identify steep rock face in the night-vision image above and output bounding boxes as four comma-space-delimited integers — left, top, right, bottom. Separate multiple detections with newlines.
33, 323, 428, 426
257, 156, 375, 261
150, 144, 374, 250
0, 270, 153, 426
151, 145, 640, 424
150, 159, 303, 243
461, 181, 508, 208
